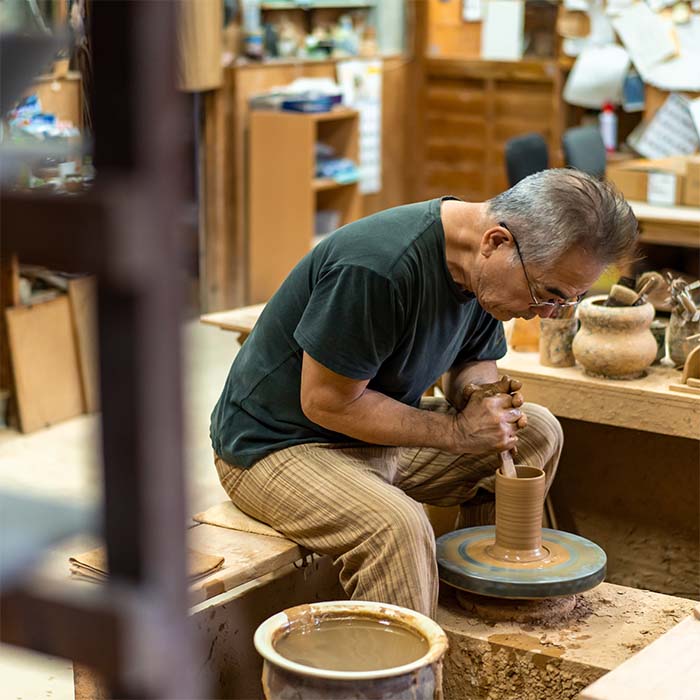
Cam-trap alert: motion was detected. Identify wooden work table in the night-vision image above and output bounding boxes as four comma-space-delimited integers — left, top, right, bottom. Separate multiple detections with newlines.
497, 349, 699, 440
629, 200, 700, 249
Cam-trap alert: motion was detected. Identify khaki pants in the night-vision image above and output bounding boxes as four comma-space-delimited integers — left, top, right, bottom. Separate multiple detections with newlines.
214, 398, 562, 619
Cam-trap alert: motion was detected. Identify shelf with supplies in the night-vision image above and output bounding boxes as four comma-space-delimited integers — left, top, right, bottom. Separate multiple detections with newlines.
248, 107, 362, 303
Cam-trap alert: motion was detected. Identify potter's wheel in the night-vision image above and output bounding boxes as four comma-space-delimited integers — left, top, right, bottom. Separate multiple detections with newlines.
437, 526, 606, 599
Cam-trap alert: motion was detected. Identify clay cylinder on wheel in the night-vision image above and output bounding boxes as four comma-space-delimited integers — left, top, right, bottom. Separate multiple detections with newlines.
490, 465, 546, 562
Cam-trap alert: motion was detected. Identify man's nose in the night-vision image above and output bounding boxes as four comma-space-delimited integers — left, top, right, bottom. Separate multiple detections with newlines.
536, 305, 557, 319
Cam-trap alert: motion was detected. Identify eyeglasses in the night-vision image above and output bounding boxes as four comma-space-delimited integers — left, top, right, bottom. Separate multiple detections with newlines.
499, 222, 584, 313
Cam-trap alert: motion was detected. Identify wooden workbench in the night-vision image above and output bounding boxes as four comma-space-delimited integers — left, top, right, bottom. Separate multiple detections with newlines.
200, 303, 266, 344
496, 349, 699, 440
629, 200, 700, 249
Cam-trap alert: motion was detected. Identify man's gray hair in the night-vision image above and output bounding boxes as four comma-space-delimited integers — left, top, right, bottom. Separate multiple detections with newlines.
487, 169, 638, 270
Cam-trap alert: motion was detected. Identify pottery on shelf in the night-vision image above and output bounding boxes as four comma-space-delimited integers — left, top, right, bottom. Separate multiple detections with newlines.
572, 295, 657, 380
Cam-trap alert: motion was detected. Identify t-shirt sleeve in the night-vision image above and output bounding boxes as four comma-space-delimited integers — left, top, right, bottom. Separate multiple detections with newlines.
293, 264, 403, 380
452, 312, 507, 366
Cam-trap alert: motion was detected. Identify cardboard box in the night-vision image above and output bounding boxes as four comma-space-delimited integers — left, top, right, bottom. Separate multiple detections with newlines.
606, 156, 699, 207
685, 156, 700, 207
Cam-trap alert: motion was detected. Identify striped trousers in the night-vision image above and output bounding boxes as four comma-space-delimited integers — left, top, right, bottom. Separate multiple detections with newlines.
214, 398, 563, 619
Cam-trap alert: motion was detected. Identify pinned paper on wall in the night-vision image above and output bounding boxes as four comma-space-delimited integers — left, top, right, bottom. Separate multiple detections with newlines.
337, 60, 382, 195
611, 3, 677, 76
563, 45, 630, 109
642, 14, 700, 92
605, 0, 635, 15
690, 98, 700, 140
562, 0, 616, 56
628, 93, 700, 158
462, 0, 483, 22
481, 0, 524, 61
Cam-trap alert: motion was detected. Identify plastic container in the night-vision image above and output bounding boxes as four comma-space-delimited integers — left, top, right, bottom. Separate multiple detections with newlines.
599, 102, 618, 153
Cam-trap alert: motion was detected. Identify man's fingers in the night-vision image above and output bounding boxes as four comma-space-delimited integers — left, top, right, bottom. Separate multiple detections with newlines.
510, 392, 524, 408
509, 378, 523, 392
506, 407, 523, 423
516, 415, 528, 430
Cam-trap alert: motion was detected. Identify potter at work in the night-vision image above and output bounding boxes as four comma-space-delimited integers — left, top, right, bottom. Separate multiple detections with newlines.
210, 169, 638, 619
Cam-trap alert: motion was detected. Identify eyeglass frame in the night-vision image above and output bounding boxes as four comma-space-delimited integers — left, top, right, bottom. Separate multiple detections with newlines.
499, 221, 584, 311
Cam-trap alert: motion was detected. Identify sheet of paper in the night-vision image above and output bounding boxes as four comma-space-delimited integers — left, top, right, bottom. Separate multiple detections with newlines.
462, 0, 483, 21
481, 0, 524, 61
563, 44, 630, 109
336, 60, 382, 195
564, 0, 589, 10
629, 93, 700, 158
611, 3, 677, 76
640, 13, 700, 91
605, 0, 635, 15
689, 98, 700, 139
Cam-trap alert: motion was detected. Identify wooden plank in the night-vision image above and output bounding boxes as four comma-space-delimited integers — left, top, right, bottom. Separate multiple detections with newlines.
0, 254, 20, 395
200, 73, 241, 312
6, 296, 84, 433
67, 276, 100, 413
249, 111, 316, 303
200, 304, 266, 335
497, 350, 700, 440
580, 612, 700, 700
426, 58, 558, 83
187, 523, 306, 605
175, 0, 223, 92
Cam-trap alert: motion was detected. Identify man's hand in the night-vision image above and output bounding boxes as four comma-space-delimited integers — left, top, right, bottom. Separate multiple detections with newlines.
449, 388, 523, 454
461, 375, 527, 430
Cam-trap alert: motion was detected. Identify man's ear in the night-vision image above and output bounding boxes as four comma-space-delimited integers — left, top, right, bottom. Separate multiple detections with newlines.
480, 225, 511, 258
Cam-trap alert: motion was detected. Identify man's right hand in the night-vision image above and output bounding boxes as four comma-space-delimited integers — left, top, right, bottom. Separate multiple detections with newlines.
449, 387, 523, 455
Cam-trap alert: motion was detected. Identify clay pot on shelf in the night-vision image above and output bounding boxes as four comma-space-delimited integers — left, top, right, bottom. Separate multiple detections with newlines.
666, 312, 700, 368
572, 295, 657, 379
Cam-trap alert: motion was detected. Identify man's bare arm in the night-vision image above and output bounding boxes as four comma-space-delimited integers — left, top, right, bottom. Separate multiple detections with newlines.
300, 353, 521, 455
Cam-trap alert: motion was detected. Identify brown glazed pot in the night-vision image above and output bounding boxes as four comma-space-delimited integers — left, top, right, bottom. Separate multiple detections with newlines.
572, 295, 657, 379
255, 600, 449, 700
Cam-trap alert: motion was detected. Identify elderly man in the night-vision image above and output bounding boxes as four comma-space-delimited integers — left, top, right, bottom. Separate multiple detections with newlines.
210, 169, 637, 618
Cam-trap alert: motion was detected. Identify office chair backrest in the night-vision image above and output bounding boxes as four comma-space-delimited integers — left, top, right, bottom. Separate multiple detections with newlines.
504, 133, 550, 188
562, 125, 607, 179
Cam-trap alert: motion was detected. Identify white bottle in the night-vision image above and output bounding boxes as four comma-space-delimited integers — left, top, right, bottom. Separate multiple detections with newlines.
599, 102, 618, 153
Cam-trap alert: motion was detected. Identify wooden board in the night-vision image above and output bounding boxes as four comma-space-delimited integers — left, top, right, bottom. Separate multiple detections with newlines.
187, 523, 306, 605
497, 349, 700, 440
580, 611, 700, 700
176, 0, 223, 92
6, 296, 84, 433
67, 276, 100, 413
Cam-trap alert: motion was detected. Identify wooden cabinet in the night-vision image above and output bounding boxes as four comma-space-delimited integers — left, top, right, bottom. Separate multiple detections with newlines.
248, 107, 361, 303
417, 58, 563, 202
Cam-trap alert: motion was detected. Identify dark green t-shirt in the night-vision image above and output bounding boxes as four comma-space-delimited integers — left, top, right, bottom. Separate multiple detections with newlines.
210, 197, 506, 468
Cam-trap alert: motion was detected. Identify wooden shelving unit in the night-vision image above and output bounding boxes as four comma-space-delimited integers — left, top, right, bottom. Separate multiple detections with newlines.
248, 107, 361, 303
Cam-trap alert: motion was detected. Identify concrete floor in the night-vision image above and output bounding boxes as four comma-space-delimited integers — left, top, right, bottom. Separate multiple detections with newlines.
0, 320, 238, 700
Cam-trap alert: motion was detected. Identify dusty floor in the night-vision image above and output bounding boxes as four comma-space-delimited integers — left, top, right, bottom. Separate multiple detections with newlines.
0, 319, 238, 700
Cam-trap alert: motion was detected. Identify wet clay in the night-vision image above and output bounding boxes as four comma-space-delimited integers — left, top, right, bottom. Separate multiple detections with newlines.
273, 616, 430, 672
457, 590, 576, 624
488, 465, 547, 563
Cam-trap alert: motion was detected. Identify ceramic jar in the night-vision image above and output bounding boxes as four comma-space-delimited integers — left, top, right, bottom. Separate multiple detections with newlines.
539, 318, 578, 367
255, 600, 448, 700
572, 295, 657, 379
666, 312, 700, 368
